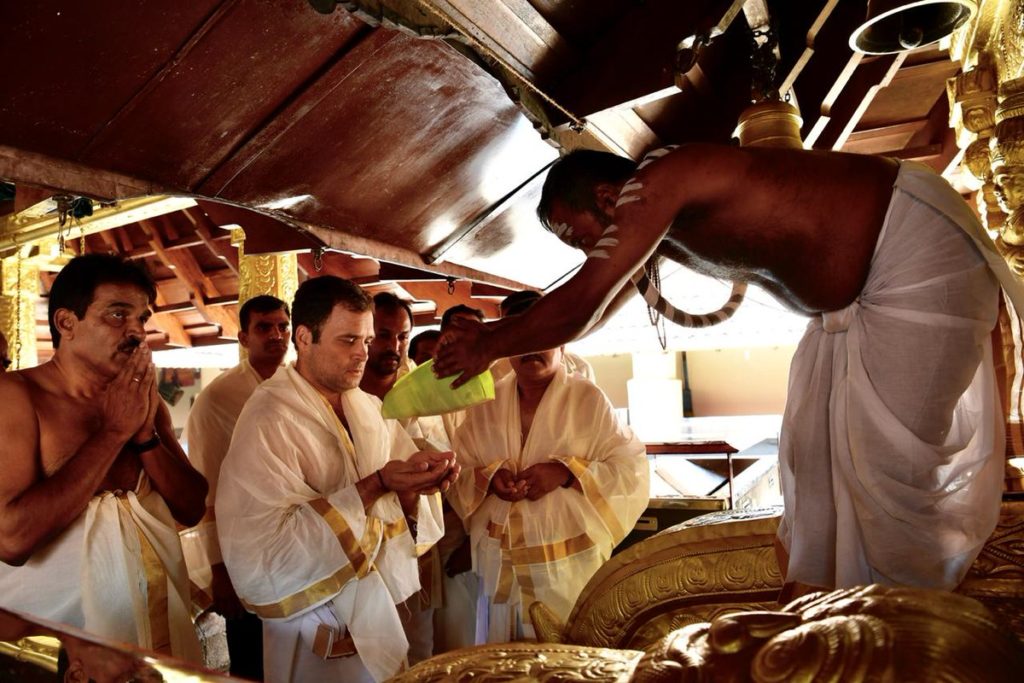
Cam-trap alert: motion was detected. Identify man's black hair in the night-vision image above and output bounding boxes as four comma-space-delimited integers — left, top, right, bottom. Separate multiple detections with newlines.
372, 291, 414, 326
500, 290, 542, 318
409, 329, 441, 361
537, 150, 638, 231
440, 304, 484, 331
291, 276, 370, 345
48, 254, 157, 348
239, 295, 289, 332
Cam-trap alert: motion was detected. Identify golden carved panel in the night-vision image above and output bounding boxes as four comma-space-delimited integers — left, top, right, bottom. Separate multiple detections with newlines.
959, 500, 1024, 594
0, 254, 39, 369
233, 229, 298, 361
388, 642, 644, 683
537, 509, 784, 651
395, 586, 1024, 683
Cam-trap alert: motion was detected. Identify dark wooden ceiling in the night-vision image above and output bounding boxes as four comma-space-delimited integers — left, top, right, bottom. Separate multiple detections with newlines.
0, 0, 968, 359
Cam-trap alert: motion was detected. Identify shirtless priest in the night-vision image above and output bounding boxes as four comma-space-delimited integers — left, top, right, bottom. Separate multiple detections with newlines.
216, 275, 459, 683
0, 253, 207, 662
436, 144, 1024, 596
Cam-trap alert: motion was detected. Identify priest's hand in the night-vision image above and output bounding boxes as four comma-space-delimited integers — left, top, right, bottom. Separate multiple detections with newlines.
517, 462, 574, 501
433, 317, 495, 388
489, 468, 527, 502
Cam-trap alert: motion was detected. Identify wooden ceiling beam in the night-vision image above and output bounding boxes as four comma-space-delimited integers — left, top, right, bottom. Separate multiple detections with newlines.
98, 229, 121, 254
428, 0, 576, 83
470, 282, 518, 297
401, 280, 501, 320
789, 0, 872, 139
777, 0, 841, 96
140, 217, 239, 338
150, 311, 191, 347
301, 221, 533, 292
183, 207, 239, 275
551, 1, 740, 122
807, 53, 906, 150
295, 251, 381, 283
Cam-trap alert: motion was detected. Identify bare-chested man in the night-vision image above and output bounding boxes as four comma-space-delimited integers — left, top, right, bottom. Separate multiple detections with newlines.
0, 253, 207, 662
435, 144, 1024, 594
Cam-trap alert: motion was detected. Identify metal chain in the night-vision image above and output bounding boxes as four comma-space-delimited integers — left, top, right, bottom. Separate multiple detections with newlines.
645, 257, 668, 350
14, 248, 22, 370
413, 0, 587, 132
446, 277, 456, 295
313, 247, 325, 272
750, 23, 781, 103
56, 196, 69, 255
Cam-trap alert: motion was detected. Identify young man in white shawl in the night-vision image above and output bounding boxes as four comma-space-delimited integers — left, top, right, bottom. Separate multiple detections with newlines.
0, 254, 207, 663
450, 291, 649, 642
216, 275, 459, 683
436, 145, 1024, 598
180, 294, 290, 680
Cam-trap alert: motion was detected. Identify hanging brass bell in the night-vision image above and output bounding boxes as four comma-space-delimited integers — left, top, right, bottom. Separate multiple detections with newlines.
849, 0, 976, 55
734, 101, 804, 149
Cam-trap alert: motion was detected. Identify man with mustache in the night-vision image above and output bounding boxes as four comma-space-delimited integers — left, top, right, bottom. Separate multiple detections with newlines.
360, 292, 414, 401
216, 276, 458, 683
0, 254, 206, 662
181, 294, 290, 680
448, 291, 649, 643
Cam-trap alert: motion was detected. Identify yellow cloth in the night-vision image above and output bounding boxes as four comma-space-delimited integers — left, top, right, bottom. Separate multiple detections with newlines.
0, 474, 202, 662
450, 366, 648, 641
216, 364, 443, 682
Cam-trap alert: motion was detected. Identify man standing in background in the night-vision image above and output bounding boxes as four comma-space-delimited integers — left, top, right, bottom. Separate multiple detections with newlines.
182, 294, 290, 680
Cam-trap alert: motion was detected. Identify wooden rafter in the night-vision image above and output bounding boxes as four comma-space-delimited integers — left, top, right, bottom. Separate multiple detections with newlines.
140, 216, 239, 338
401, 279, 502, 320
183, 207, 239, 275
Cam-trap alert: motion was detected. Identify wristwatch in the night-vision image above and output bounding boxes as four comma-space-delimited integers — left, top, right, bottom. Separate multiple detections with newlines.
129, 431, 162, 453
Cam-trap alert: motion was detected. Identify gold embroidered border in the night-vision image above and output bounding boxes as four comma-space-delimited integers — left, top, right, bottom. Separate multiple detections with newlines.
119, 498, 171, 655
469, 460, 508, 513
487, 506, 595, 606
241, 564, 357, 619
562, 456, 625, 540
384, 516, 409, 540
507, 532, 594, 566
309, 498, 380, 577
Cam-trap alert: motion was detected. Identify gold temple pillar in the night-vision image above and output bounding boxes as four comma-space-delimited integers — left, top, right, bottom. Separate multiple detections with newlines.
230, 228, 298, 362
0, 249, 40, 370
949, 0, 1024, 489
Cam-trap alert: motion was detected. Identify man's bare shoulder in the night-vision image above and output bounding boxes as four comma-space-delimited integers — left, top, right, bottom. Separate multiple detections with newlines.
0, 369, 44, 423
0, 370, 44, 484
633, 144, 758, 209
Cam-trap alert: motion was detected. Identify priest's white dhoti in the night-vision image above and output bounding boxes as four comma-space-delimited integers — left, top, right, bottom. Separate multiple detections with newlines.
778, 161, 1024, 590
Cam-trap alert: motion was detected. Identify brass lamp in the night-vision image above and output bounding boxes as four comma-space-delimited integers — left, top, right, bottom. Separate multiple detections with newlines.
850, 0, 976, 55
